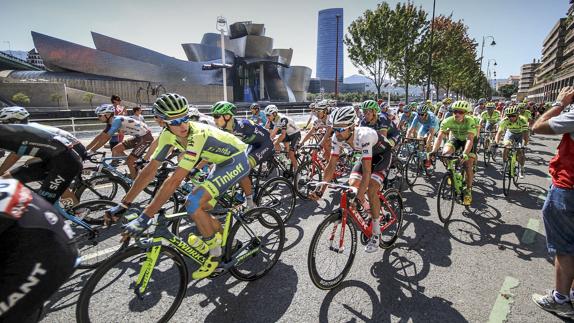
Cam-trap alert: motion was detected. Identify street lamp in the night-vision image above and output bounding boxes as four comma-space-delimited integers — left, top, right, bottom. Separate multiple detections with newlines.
216, 16, 228, 101
479, 35, 496, 72
486, 59, 497, 95
334, 14, 341, 98
426, 0, 437, 101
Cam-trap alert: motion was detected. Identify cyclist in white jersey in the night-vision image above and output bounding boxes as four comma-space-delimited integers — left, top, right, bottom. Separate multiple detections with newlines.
265, 105, 301, 173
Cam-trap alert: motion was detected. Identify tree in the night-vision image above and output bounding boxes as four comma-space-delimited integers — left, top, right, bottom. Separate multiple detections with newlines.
83, 92, 95, 107
11, 92, 30, 106
498, 84, 518, 99
345, 2, 394, 98
51, 93, 63, 106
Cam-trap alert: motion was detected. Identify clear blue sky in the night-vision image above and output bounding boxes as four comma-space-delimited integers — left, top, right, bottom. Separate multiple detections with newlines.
0, 0, 569, 79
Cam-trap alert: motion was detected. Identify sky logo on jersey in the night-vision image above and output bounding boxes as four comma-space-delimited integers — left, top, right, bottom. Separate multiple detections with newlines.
212, 162, 245, 187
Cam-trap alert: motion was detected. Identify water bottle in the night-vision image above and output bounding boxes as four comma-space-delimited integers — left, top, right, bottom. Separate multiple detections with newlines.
187, 234, 209, 254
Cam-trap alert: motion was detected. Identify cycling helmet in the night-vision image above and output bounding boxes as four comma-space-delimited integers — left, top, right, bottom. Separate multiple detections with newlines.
211, 101, 236, 116
409, 102, 418, 111
478, 98, 487, 105
398, 101, 405, 106
95, 104, 115, 115
264, 104, 279, 115
417, 103, 430, 115
330, 106, 356, 127
327, 99, 338, 107
442, 97, 453, 105
517, 103, 526, 110
250, 103, 260, 110
188, 107, 200, 119
153, 93, 189, 119
361, 100, 380, 112
425, 99, 432, 105
505, 106, 519, 116
451, 100, 471, 113
485, 102, 496, 109
0, 106, 30, 122
315, 100, 329, 111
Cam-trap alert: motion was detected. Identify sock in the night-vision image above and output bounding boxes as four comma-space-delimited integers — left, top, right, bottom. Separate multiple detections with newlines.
570, 289, 574, 300
206, 234, 222, 257
553, 290, 569, 304
372, 218, 381, 236
246, 194, 255, 207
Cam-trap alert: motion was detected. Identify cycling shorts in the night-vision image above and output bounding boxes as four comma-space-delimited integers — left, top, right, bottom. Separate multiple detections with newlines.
445, 138, 476, 158
503, 131, 523, 147
281, 131, 301, 151
201, 152, 250, 207
247, 140, 274, 169
350, 150, 393, 186
122, 132, 153, 158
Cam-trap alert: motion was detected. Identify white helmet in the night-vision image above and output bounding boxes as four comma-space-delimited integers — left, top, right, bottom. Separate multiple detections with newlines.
188, 107, 200, 119
316, 100, 329, 110
95, 104, 115, 115
327, 99, 338, 107
0, 106, 30, 122
330, 106, 356, 127
264, 104, 279, 115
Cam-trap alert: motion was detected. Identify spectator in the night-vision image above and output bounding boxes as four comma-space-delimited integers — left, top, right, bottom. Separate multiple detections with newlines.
531, 86, 574, 318
110, 95, 125, 148
132, 106, 146, 123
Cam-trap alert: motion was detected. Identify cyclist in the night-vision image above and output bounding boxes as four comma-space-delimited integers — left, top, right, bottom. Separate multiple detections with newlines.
188, 107, 215, 126
301, 101, 331, 156
430, 100, 477, 206
441, 97, 454, 120
480, 102, 501, 133
398, 103, 418, 132
361, 100, 400, 147
310, 106, 393, 253
406, 102, 439, 168
87, 104, 154, 179
265, 104, 301, 174
211, 101, 273, 209
303, 102, 320, 130
249, 103, 267, 126
122, 93, 250, 279
473, 98, 487, 116
494, 105, 529, 178
0, 178, 78, 322
521, 102, 535, 132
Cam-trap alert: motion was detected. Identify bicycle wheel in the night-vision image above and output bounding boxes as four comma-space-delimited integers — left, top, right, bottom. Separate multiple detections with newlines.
437, 173, 455, 223
69, 200, 129, 269
76, 245, 188, 323
378, 188, 404, 248
513, 161, 521, 187
502, 162, 511, 197
483, 138, 490, 167
227, 207, 285, 281
308, 210, 357, 290
255, 177, 296, 223
294, 160, 322, 200
75, 174, 130, 203
405, 153, 420, 187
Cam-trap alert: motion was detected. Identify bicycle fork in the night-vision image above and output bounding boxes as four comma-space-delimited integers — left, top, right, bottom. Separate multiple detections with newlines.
134, 240, 162, 299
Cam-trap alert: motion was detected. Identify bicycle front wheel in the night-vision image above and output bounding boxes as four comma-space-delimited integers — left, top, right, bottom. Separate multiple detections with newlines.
502, 162, 511, 197
75, 174, 130, 203
308, 210, 357, 290
379, 188, 404, 249
294, 160, 322, 200
76, 245, 188, 323
227, 207, 285, 281
255, 177, 296, 223
483, 138, 490, 167
405, 153, 420, 187
437, 173, 455, 223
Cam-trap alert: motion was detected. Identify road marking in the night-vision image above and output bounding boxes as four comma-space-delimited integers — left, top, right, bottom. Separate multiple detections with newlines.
488, 276, 520, 323
520, 218, 540, 245
537, 194, 547, 202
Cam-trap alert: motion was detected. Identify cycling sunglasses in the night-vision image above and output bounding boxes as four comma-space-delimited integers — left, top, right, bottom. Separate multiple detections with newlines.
212, 114, 227, 119
453, 110, 465, 115
165, 115, 190, 126
333, 126, 352, 133
419, 113, 427, 117
507, 114, 518, 118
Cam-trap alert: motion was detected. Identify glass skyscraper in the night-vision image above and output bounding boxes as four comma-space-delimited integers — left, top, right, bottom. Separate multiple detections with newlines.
316, 8, 343, 82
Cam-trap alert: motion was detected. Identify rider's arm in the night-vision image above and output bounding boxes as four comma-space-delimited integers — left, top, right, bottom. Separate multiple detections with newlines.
122, 159, 162, 204
406, 126, 416, 138
0, 153, 21, 175
142, 166, 188, 218
85, 132, 106, 151
88, 132, 111, 152
533, 88, 574, 135
143, 136, 159, 161
431, 130, 445, 153
463, 132, 475, 155
301, 127, 316, 145
319, 154, 339, 194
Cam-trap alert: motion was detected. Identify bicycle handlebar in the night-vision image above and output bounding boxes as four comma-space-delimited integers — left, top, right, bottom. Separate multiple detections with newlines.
307, 181, 358, 199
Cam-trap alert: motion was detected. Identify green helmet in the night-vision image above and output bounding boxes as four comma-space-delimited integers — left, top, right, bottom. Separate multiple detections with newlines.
505, 106, 519, 115
451, 100, 470, 113
417, 103, 430, 114
517, 103, 526, 110
361, 100, 380, 113
211, 101, 236, 115
153, 93, 189, 119
485, 102, 496, 109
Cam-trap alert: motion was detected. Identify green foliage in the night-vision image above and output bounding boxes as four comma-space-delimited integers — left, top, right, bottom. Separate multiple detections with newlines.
82, 92, 95, 107
11, 92, 30, 105
498, 84, 518, 99
50, 93, 63, 106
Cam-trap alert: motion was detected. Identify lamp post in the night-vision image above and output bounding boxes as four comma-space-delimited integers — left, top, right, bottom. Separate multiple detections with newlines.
426, 0, 436, 101
486, 59, 497, 97
479, 36, 496, 72
216, 16, 228, 101
334, 14, 341, 98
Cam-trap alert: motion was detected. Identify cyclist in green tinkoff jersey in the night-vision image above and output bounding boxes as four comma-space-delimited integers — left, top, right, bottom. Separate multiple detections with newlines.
115, 93, 250, 279
494, 105, 529, 178
429, 101, 478, 206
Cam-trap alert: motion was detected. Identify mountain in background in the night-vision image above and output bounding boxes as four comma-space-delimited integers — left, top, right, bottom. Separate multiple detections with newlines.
344, 74, 424, 95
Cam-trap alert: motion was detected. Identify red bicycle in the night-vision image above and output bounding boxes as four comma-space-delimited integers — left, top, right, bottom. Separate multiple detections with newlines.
307, 182, 403, 290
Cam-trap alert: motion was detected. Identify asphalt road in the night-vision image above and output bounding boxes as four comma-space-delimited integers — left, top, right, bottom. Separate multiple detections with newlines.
39, 133, 566, 323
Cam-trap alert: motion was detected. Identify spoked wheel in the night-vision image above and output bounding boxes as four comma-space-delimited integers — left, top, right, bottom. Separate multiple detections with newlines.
76, 246, 188, 323
405, 153, 421, 187
483, 139, 491, 168
255, 177, 296, 223
75, 174, 130, 203
502, 162, 512, 197
378, 188, 404, 248
437, 173, 455, 223
227, 207, 285, 281
308, 210, 357, 290
70, 200, 129, 269
513, 161, 521, 187
384, 160, 405, 192
294, 160, 322, 200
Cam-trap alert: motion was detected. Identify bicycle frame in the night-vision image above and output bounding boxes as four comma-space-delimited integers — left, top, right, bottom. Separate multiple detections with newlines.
444, 158, 465, 195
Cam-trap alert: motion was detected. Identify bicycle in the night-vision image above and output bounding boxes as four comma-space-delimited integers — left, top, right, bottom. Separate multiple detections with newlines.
76, 205, 285, 322
435, 154, 470, 223
502, 141, 525, 197
307, 182, 403, 290
479, 130, 497, 167
404, 138, 435, 187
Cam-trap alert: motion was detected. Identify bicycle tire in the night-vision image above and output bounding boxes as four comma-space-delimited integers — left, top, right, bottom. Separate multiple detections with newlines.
76, 245, 188, 323
502, 162, 511, 197
227, 207, 285, 281
513, 161, 521, 187
294, 160, 323, 200
483, 138, 490, 167
437, 173, 455, 223
70, 199, 129, 269
75, 174, 130, 203
378, 188, 404, 248
405, 152, 421, 187
255, 177, 296, 223
308, 210, 357, 290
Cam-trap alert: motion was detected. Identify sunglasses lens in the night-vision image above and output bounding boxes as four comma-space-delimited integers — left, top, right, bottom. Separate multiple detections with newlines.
167, 116, 189, 126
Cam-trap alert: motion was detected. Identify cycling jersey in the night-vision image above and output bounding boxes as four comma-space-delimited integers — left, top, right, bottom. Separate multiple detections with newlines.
498, 116, 529, 134
521, 110, 533, 121
439, 115, 478, 141
331, 127, 387, 160
106, 116, 150, 137
312, 116, 329, 129
360, 113, 400, 143
230, 119, 273, 166
270, 114, 300, 136
0, 124, 72, 158
409, 111, 439, 136
480, 110, 501, 123
400, 112, 418, 126
249, 111, 267, 126
473, 106, 485, 116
